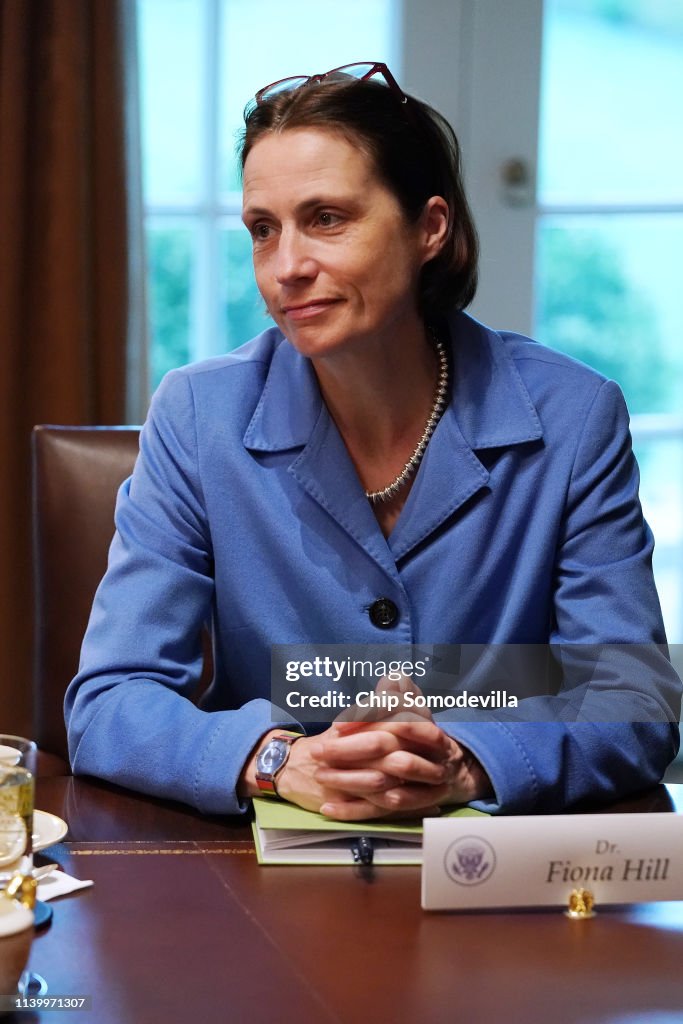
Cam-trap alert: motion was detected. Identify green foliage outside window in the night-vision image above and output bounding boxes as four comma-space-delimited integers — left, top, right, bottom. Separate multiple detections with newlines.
220, 228, 273, 351
535, 226, 673, 415
148, 228, 193, 389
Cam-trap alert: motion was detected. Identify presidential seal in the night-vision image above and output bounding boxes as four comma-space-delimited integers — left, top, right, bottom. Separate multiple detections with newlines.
444, 836, 496, 886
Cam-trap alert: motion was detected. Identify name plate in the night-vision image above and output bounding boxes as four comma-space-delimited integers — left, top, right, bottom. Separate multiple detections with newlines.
422, 813, 683, 911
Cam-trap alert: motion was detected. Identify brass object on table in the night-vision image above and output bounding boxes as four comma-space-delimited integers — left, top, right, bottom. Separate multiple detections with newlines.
565, 887, 596, 919
4, 873, 37, 909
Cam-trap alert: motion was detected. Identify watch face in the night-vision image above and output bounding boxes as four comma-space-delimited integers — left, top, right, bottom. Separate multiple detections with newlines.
257, 740, 287, 776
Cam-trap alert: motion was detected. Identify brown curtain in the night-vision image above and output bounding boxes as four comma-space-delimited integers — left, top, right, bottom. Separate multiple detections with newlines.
0, 0, 147, 734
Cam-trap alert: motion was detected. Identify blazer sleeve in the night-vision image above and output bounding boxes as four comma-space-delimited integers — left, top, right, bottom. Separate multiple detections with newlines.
64, 369, 297, 815
445, 378, 681, 813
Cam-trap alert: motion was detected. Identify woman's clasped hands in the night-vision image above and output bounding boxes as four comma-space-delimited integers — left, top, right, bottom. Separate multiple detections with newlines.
276, 676, 492, 820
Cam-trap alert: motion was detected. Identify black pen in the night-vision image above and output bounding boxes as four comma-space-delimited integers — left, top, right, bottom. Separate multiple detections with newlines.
350, 835, 374, 866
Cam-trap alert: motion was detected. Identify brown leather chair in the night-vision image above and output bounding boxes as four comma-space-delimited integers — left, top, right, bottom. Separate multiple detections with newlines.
32, 426, 140, 768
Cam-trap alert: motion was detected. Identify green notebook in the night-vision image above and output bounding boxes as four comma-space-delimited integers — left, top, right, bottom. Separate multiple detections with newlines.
252, 797, 488, 865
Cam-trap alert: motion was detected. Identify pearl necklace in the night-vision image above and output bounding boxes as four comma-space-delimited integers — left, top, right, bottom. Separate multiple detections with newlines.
365, 336, 450, 505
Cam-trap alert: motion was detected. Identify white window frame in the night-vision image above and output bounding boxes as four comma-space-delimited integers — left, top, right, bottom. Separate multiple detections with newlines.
143, 0, 244, 363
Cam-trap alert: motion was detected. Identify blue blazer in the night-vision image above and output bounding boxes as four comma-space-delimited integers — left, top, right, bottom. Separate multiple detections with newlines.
65, 312, 681, 814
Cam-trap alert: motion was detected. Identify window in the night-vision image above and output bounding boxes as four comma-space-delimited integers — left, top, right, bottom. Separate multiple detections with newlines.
460, 0, 682, 642
535, 0, 683, 642
138, 0, 399, 389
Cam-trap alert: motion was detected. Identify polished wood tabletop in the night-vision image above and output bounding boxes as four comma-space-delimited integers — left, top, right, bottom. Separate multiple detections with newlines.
18, 775, 683, 1024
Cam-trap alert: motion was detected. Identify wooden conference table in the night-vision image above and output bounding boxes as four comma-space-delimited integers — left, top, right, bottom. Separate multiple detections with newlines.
18, 775, 683, 1024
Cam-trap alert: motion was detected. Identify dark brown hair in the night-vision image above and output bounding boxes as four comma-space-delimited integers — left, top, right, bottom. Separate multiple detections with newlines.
239, 78, 478, 315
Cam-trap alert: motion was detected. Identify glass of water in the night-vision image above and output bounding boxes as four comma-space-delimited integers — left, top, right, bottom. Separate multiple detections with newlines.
0, 737, 36, 889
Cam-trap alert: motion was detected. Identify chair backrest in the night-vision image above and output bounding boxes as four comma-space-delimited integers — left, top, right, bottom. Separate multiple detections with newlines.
32, 426, 140, 761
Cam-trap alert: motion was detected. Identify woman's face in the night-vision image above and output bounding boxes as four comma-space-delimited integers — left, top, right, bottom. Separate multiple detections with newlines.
242, 127, 445, 359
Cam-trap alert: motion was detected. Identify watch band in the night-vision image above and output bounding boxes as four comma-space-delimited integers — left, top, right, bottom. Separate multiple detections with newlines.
255, 731, 303, 797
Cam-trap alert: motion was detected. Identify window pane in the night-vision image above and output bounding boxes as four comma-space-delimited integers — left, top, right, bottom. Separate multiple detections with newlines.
147, 223, 196, 389
138, 0, 206, 202
535, 215, 683, 415
539, 0, 683, 204
218, 0, 400, 192
218, 225, 273, 350
635, 435, 683, 643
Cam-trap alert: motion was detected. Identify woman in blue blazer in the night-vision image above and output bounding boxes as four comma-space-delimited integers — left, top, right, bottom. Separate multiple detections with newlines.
66, 63, 680, 818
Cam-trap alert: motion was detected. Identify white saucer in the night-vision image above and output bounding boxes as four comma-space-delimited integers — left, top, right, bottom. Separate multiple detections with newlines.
32, 810, 68, 851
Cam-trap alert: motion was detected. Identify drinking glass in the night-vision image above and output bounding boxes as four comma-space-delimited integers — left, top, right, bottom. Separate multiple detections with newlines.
0, 737, 36, 890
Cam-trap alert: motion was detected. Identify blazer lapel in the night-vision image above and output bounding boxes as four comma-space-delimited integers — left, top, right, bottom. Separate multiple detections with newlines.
387, 405, 490, 562
243, 337, 400, 580
243, 314, 544, 573
388, 313, 544, 561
